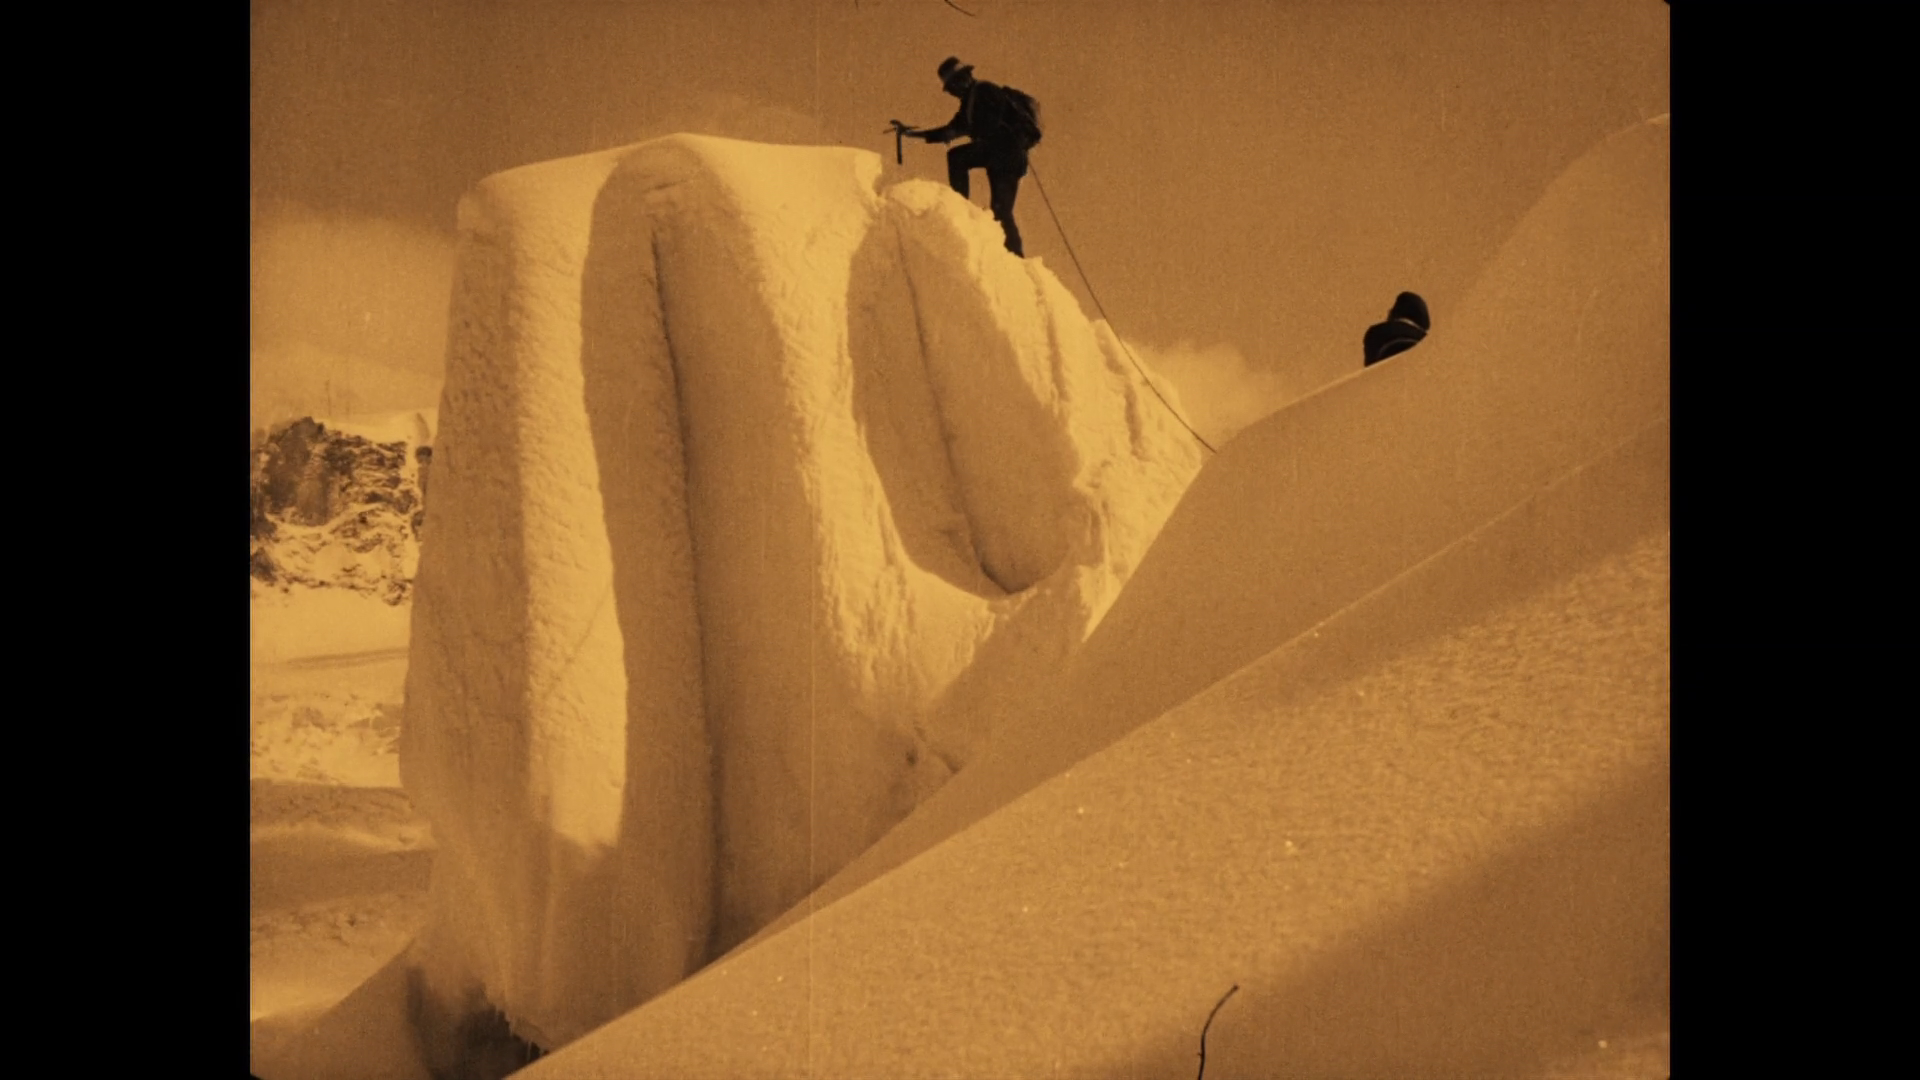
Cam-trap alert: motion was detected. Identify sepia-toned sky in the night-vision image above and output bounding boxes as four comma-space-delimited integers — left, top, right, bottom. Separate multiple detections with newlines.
250, 0, 1668, 426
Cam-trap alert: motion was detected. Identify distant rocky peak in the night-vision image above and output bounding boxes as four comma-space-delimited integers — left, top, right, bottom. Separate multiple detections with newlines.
250, 416, 430, 604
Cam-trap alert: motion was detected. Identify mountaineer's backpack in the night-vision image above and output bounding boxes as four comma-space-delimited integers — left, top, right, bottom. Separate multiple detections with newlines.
995, 85, 1043, 150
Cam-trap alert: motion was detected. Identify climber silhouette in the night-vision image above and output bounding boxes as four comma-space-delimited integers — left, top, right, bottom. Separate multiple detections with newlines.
898, 57, 1043, 257
1363, 291, 1431, 366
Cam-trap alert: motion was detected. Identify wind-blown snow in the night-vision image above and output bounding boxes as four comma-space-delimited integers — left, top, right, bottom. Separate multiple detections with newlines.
398, 134, 1202, 1049
1126, 338, 1296, 447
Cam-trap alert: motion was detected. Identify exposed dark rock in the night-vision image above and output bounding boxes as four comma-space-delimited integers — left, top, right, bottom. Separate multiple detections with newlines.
250, 417, 429, 604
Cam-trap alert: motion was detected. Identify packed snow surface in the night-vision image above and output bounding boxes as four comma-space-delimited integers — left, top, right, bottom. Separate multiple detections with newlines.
398, 134, 1203, 1048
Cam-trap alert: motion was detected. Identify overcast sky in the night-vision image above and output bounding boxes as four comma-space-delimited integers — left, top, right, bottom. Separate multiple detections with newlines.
251, 0, 1668, 425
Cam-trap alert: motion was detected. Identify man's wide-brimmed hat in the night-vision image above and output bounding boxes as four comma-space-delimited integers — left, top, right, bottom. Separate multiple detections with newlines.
1388, 291, 1430, 332
938, 56, 975, 88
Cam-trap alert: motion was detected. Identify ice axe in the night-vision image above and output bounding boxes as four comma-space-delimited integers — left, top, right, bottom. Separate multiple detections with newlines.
886, 119, 913, 164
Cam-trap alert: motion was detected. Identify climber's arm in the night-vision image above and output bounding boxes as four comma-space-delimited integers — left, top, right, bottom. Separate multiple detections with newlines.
913, 102, 970, 144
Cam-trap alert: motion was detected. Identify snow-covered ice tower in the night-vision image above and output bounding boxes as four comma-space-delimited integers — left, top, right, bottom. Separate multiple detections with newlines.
399, 135, 1203, 1048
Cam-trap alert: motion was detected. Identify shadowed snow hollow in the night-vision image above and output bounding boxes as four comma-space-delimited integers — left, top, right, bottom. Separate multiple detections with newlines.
398, 134, 1203, 1049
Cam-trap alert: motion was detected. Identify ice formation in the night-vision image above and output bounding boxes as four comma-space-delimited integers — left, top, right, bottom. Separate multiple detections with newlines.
398, 135, 1203, 1048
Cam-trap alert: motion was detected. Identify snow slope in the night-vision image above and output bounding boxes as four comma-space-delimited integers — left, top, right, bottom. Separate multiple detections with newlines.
396, 134, 1203, 1050
520, 427, 1669, 1080
732, 114, 1670, 955
249, 764, 436, 1073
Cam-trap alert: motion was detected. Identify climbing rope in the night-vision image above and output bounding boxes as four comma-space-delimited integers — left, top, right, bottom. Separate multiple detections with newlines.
1028, 160, 1219, 455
